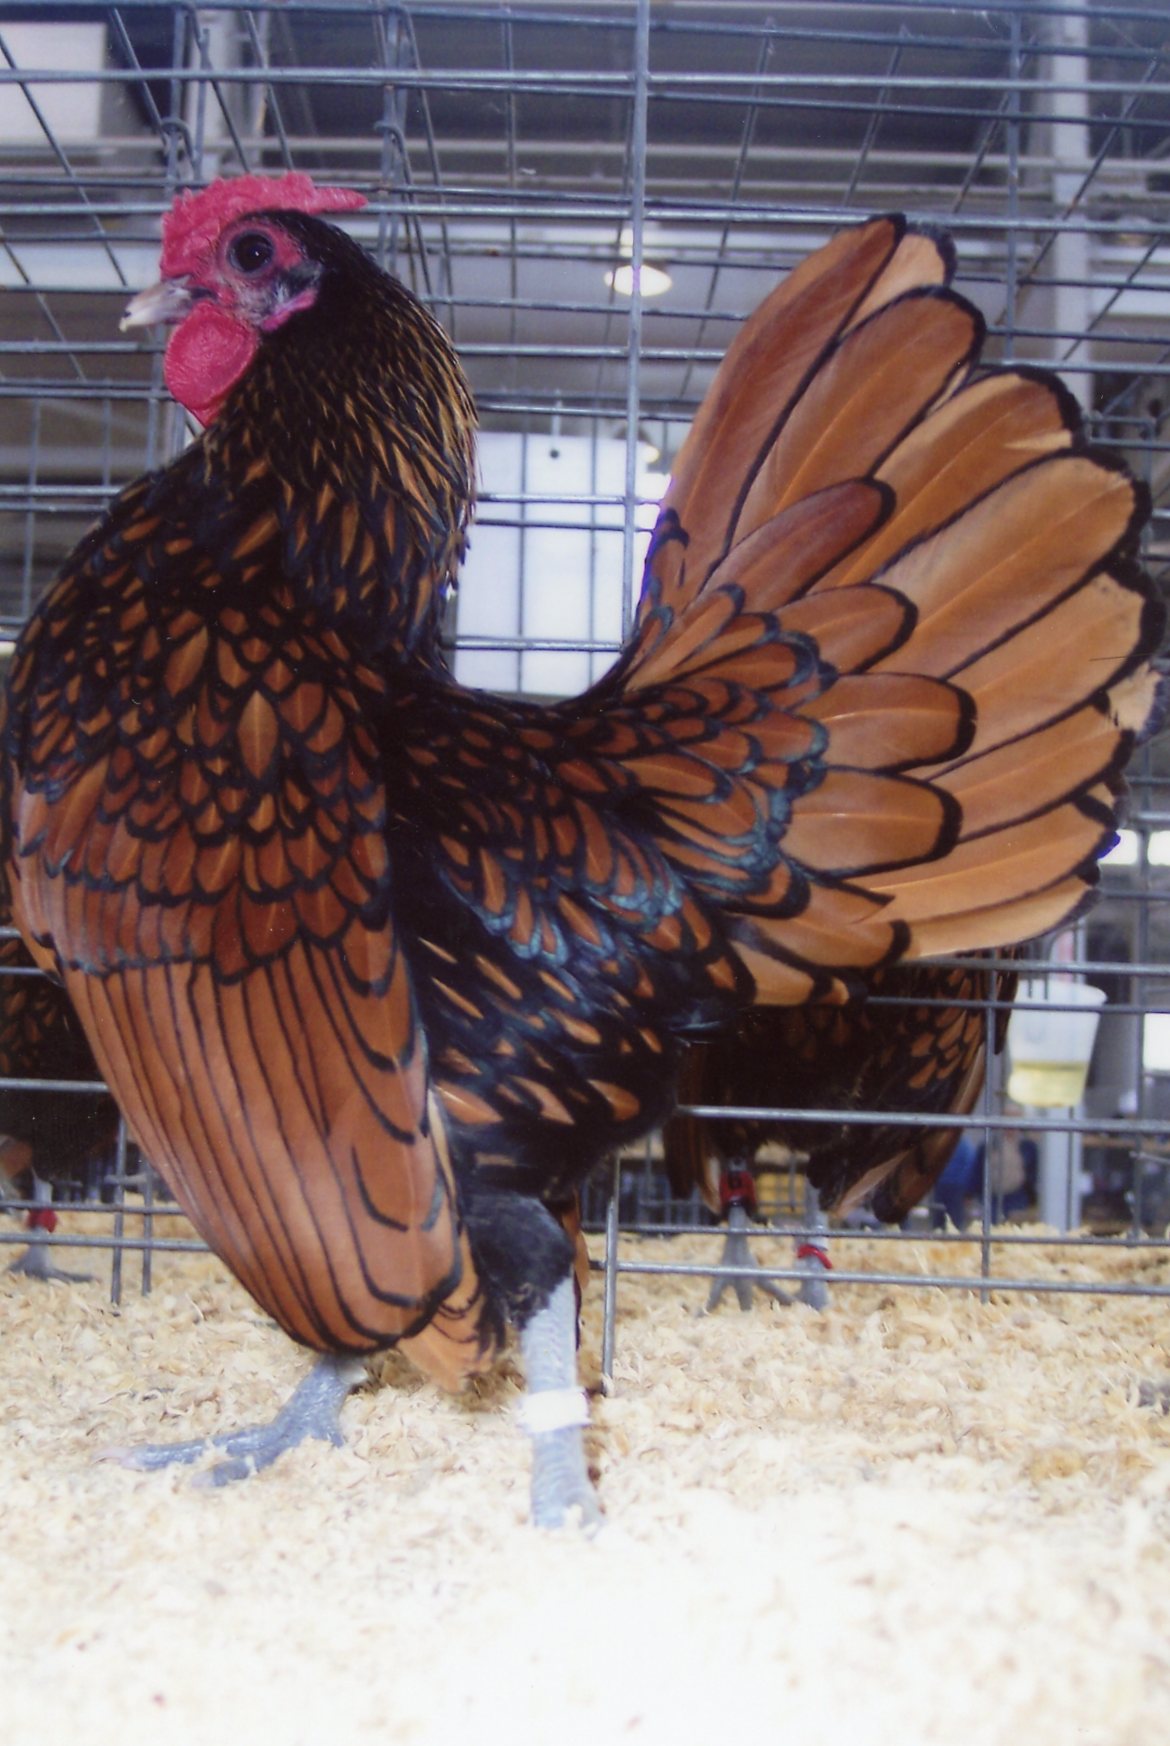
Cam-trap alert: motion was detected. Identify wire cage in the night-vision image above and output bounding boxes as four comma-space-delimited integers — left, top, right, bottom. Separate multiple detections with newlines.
1, 0, 1169, 1369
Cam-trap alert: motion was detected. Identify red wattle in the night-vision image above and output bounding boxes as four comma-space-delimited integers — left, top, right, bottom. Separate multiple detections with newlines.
164, 304, 258, 427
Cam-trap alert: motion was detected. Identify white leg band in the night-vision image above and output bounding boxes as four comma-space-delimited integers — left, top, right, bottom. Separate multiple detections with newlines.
517, 1386, 590, 1437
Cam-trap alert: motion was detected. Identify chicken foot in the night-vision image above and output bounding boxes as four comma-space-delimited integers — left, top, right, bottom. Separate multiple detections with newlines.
102, 1353, 368, 1486
706, 1187, 830, 1314
7, 1178, 95, 1284
518, 1274, 601, 1531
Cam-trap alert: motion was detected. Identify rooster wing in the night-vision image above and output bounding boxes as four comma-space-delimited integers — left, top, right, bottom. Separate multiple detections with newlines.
4, 467, 483, 1379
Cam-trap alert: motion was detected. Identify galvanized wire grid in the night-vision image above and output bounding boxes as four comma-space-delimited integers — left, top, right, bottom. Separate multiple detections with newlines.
1, 2, 1169, 1374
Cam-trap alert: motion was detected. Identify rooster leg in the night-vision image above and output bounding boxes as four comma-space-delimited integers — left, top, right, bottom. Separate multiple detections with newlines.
7, 1179, 95, 1284
794, 1185, 831, 1312
706, 1200, 797, 1311
518, 1275, 601, 1531
706, 1182, 832, 1313
102, 1353, 368, 1486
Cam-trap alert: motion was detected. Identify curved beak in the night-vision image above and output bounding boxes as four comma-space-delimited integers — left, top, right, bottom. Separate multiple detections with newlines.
120, 277, 194, 332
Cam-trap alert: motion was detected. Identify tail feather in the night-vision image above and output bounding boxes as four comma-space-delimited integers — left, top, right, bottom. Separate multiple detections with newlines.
872, 795, 1114, 925
778, 768, 957, 879
866, 455, 1140, 679
737, 290, 979, 533
802, 673, 970, 771
644, 217, 947, 618
629, 479, 887, 686
822, 370, 1079, 591
896, 883, 1101, 961
844, 226, 952, 326
927, 568, 1158, 761
932, 710, 1134, 839
771, 585, 912, 672
613, 214, 1164, 1001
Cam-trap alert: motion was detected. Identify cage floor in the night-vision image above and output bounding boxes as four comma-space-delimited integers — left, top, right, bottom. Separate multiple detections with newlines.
3, 1222, 1170, 1746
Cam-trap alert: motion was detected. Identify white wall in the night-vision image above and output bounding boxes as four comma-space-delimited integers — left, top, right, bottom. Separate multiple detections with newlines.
454, 430, 664, 696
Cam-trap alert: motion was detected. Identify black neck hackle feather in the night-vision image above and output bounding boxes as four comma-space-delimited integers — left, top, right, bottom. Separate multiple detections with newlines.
204, 210, 478, 665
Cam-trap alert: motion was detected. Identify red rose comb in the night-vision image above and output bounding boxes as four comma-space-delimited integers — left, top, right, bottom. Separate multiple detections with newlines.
160, 173, 367, 277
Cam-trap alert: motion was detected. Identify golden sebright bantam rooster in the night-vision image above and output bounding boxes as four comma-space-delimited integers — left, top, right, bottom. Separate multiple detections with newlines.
663, 956, 1018, 1310
1, 921, 119, 1280
1, 174, 1163, 1526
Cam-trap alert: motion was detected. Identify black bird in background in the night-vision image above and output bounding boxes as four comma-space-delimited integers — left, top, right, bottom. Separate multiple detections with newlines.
663, 956, 1018, 1309
1, 924, 121, 1280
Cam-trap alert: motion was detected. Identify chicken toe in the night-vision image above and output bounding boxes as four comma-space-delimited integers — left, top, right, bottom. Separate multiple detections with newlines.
101, 1353, 368, 1485
7, 1184, 95, 1284
705, 1194, 831, 1313
8, 1239, 95, 1285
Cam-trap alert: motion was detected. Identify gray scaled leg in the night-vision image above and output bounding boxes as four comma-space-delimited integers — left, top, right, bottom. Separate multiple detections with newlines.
101, 1353, 368, 1487
706, 1174, 831, 1312
794, 1183, 831, 1311
707, 1200, 797, 1312
518, 1274, 601, 1531
8, 1178, 95, 1283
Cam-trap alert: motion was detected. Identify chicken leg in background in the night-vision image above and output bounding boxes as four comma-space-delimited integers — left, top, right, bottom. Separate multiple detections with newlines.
664, 956, 1017, 1309
695, 1163, 832, 1315
2, 178, 1164, 1526
0, 925, 122, 1281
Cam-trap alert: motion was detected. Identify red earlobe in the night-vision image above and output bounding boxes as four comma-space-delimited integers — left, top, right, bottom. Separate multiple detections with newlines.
164, 302, 258, 426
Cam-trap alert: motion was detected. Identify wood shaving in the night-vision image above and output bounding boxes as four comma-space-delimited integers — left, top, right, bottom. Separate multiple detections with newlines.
2, 1216, 1170, 1745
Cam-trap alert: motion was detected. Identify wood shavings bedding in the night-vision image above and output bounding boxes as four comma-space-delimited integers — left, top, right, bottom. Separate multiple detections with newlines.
2, 1219, 1170, 1746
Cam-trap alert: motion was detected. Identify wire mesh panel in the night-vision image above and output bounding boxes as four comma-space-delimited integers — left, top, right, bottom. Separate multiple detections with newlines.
1, 1, 1168, 1361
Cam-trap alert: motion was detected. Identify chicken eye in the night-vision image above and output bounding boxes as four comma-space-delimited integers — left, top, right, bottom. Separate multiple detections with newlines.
228, 231, 275, 275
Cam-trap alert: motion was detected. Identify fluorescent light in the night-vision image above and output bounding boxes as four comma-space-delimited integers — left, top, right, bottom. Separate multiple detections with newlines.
1103, 829, 1139, 867
1104, 831, 1170, 868
605, 260, 673, 298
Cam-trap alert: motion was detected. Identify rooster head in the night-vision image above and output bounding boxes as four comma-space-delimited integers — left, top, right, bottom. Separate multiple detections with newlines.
122, 173, 368, 426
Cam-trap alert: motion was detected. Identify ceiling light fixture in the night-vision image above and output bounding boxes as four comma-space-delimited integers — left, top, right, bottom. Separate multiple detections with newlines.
606, 226, 673, 299
605, 259, 673, 298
